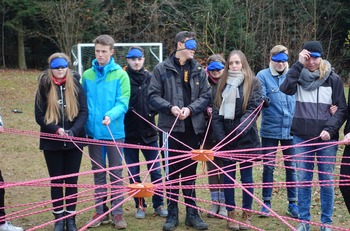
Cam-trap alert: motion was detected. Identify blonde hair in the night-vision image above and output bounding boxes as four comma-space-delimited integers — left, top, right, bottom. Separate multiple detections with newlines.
215, 50, 255, 112
37, 53, 79, 125
319, 59, 330, 79
270, 45, 288, 57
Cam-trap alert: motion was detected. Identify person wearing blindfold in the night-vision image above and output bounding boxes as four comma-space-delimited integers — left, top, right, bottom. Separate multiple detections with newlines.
211, 50, 263, 230
256, 45, 298, 219
202, 54, 228, 219
123, 47, 167, 220
82, 35, 130, 230
280, 41, 347, 231
35, 53, 88, 231
148, 31, 211, 231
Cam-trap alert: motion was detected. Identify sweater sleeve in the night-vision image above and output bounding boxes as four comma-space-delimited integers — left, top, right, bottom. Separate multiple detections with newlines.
105, 70, 130, 121
280, 61, 304, 95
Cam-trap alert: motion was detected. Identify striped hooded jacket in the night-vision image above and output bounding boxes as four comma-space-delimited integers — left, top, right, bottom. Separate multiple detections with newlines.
280, 61, 347, 140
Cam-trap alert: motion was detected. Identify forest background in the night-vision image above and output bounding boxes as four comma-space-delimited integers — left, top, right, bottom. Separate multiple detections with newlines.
1, 0, 350, 80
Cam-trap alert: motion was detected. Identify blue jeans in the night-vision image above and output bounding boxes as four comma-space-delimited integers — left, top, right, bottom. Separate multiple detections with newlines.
261, 138, 297, 202
224, 161, 253, 211
124, 141, 164, 209
294, 135, 337, 224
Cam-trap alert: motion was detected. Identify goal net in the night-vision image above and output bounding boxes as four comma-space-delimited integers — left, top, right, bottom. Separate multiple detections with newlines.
71, 43, 163, 76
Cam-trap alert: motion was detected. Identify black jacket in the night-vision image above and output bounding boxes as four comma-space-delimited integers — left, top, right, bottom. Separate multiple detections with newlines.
212, 77, 263, 153
35, 70, 88, 151
124, 66, 158, 144
148, 53, 211, 134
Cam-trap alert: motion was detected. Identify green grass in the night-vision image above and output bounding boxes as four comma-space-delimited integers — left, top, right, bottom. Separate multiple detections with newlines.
0, 69, 349, 230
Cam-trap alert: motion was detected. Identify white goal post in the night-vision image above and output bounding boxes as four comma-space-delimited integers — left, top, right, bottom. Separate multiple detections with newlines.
71, 43, 163, 77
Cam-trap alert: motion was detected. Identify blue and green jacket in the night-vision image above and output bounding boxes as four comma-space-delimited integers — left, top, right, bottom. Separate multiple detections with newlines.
82, 57, 130, 140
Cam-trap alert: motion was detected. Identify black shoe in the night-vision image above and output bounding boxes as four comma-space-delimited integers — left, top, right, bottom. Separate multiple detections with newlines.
53, 212, 65, 231
163, 204, 179, 231
185, 207, 208, 230
65, 213, 77, 231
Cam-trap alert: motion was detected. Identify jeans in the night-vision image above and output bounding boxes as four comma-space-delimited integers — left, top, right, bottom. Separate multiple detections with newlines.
294, 135, 337, 224
261, 138, 297, 202
124, 141, 164, 209
224, 161, 253, 211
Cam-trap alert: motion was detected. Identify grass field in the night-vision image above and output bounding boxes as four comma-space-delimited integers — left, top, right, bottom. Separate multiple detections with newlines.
0, 69, 350, 231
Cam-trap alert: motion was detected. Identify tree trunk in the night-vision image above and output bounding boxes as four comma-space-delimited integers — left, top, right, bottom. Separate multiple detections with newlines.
17, 19, 27, 70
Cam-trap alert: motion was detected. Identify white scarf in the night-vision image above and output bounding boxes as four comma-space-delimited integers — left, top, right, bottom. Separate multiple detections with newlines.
219, 70, 245, 119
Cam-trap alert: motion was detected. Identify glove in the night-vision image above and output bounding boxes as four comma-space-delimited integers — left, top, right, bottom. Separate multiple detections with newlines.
263, 96, 270, 108
65, 130, 74, 136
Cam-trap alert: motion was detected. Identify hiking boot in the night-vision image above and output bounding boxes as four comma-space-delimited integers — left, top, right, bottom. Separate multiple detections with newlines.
207, 202, 219, 218
259, 201, 271, 218
53, 212, 65, 231
154, 206, 168, 217
239, 211, 252, 230
287, 203, 299, 218
0, 221, 23, 231
135, 207, 146, 219
85, 213, 110, 228
112, 214, 127, 230
185, 207, 208, 230
163, 204, 179, 231
65, 213, 77, 231
227, 210, 239, 231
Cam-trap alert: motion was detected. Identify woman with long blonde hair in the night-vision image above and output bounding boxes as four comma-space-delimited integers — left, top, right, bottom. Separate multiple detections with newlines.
212, 50, 263, 230
35, 52, 88, 231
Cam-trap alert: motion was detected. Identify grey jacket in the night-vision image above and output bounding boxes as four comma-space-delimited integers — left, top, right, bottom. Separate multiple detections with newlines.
148, 54, 211, 134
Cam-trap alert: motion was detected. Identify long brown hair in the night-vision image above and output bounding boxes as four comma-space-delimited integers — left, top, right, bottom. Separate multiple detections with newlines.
37, 53, 79, 124
214, 50, 255, 112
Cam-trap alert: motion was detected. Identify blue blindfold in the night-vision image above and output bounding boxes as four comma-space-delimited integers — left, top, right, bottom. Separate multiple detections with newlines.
310, 52, 321, 58
271, 52, 289, 62
50, 58, 69, 69
126, 49, 143, 58
185, 39, 197, 50
207, 61, 225, 71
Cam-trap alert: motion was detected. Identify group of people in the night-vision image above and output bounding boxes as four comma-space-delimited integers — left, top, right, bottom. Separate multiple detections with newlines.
1, 31, 350, 231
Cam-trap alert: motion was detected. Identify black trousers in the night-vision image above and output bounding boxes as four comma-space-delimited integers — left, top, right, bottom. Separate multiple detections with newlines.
0, 170, 5, 224
166, 125, 201, 208
340, 145, 350, 213
44, 148, 82, 212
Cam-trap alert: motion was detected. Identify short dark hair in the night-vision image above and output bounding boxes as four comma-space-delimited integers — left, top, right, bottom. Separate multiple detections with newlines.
174, 31, 196, 48
93, 34, 115, 50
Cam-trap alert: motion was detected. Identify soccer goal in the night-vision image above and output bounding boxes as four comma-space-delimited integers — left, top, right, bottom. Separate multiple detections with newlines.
71, 43, 163, 76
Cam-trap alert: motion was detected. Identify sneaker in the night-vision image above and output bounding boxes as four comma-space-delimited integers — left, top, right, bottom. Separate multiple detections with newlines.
112, 214, 127, 230
207, 202, 219, 218
295, 223, 311, 231
0, 221, 23, 231
259, 202, 271, 218
320, 226, 332, 231
135, 207, 146, 219
218, 205, 227, 217
85, 213, 110, 228
154, 206, 168, 217
287, 203, 299, 218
